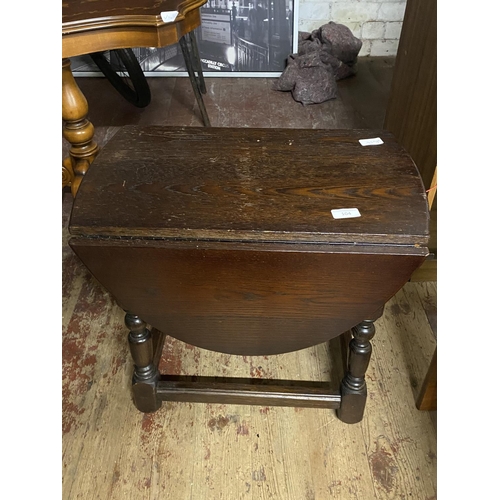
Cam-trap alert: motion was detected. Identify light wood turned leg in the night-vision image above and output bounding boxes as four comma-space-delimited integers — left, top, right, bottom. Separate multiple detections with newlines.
125, 313, 162, 413
337, 319, 376, 424
62, 58, 99, 197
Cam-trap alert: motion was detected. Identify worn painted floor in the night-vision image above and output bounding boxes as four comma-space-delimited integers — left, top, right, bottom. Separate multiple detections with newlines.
62, 57, 437, 499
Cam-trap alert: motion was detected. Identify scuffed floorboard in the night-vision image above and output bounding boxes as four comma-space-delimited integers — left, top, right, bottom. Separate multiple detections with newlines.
63, 60, 437, 499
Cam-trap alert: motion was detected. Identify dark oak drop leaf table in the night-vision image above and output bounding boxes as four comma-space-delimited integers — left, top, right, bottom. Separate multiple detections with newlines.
69, 126, 429, 424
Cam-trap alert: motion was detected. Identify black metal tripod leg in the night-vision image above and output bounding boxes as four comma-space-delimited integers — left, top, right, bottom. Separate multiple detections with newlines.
179, 35, 211, 127
188, 30, 206, 94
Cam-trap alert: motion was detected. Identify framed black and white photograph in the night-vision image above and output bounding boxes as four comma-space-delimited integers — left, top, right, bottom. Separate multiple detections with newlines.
71, 0, 298, 78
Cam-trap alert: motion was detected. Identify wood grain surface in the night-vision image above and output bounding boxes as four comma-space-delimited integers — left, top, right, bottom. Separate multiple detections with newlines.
70, 238, 426, 355
62, 0, 206, 28
70, 127, 429, 246
384, 0, 437, 190
62, 0, 206, 58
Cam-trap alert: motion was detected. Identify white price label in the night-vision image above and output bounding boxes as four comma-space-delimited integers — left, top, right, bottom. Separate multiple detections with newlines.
160, 11, 179, 23
331, 208, 361, 219
359, 137, 384, 146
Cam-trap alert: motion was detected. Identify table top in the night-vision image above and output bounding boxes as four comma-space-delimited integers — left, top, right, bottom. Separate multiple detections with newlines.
63, 0, 204, 29
70, 126, 430, 248
62, 0, 206, 58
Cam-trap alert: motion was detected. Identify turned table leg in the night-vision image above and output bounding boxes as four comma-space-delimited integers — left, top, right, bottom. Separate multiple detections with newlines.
125, 313, 162, 413
62, 58, 99, 196
337, 318, 377, 424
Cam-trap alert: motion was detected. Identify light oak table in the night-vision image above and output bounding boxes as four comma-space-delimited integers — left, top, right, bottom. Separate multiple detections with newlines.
62, 0, 209, 196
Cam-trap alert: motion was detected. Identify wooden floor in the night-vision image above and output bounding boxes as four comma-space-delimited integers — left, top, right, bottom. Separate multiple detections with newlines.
62, 57, 437, 499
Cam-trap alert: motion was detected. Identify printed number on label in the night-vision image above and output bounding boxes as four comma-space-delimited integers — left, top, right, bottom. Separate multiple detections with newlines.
331, 208, 361, 219
359, 137, 384, 146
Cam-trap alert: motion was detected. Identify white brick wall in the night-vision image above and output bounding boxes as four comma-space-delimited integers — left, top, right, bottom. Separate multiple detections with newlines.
298, 0, 407, 56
